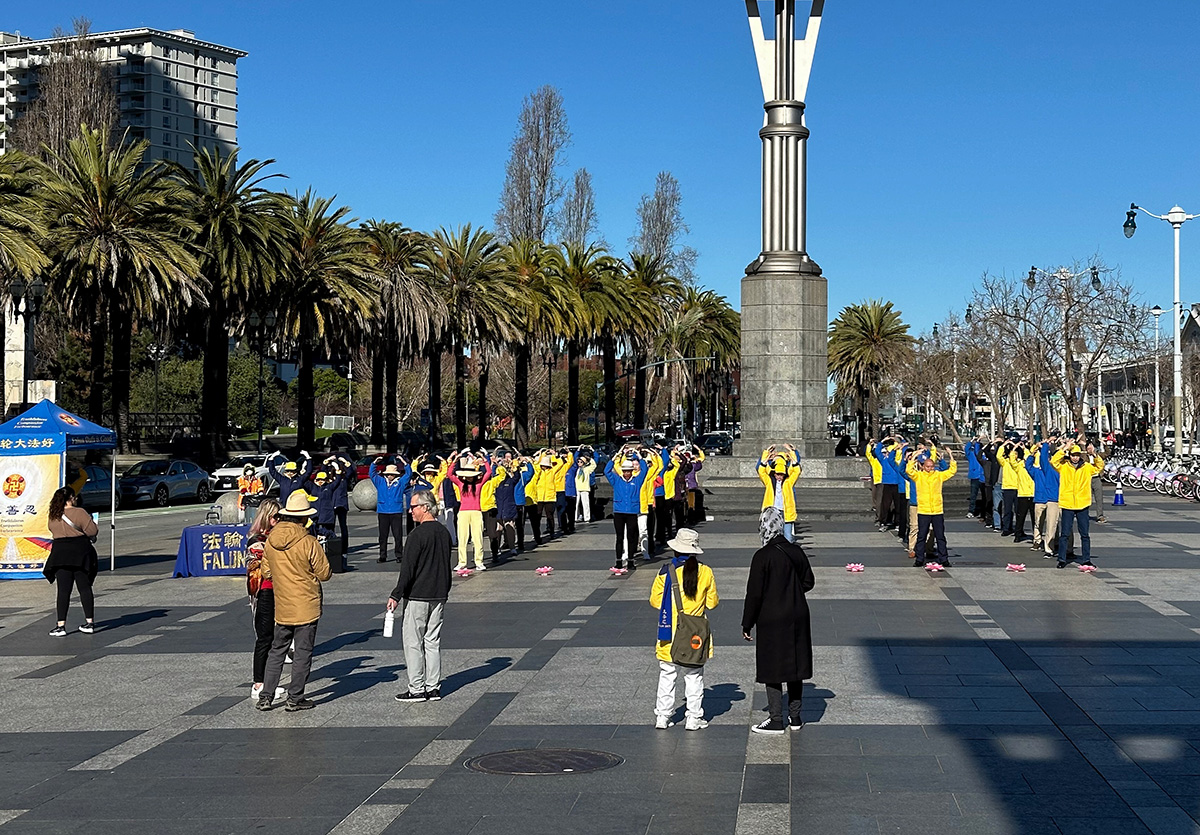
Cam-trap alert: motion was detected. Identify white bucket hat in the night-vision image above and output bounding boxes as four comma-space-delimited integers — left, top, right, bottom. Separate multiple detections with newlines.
667, 527, 703, 555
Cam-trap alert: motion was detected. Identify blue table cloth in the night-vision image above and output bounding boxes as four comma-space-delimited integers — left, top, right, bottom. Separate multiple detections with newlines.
173, 524, 251, 577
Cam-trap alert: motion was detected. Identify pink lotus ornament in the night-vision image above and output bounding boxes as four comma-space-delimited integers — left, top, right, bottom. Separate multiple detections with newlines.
455, 568, 473, 578
1006, 563, 1026, 573
925, 563, 945, 572
1078, 564, 1097, 573
845, 563, 865, 572
535, 566, 554, 576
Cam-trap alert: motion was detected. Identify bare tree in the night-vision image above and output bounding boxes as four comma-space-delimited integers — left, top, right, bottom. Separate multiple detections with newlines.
494, 85, 572, 243
558, 168, 605, 248
629, 171, 698, 286
8, 19, 118, 164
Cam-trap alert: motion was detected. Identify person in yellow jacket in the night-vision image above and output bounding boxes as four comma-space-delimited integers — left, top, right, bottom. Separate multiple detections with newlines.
638, 449, 664, 560
480, 463, 505, 564
648, 528, 718, 731
1010, 445, 1035, 543
757, 444, 802, 543
905, 448, 957, 568
997, 441, 1023, 537
1051, 442, 1104, 568
865, 440, 883, 516
530, 449, 567, 539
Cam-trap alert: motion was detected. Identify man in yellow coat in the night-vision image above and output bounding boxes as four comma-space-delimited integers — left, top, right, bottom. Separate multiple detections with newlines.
905, 449, 957, 568
757, 444, 801, 543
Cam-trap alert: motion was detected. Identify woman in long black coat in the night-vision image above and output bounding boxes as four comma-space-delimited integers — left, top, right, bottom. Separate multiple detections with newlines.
742, 511, 815, 734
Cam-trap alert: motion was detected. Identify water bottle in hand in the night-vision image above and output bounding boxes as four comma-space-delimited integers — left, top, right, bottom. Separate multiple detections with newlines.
383, 609, 395, 638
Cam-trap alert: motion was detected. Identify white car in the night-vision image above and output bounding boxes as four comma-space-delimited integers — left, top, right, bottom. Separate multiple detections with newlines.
210, 454, 275, 495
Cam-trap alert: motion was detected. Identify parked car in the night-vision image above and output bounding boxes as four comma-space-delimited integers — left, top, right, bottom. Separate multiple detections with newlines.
698, 433, 734, 455
77, 464, 121, 511
119, 459, 213, 507
209, 454, 274, 495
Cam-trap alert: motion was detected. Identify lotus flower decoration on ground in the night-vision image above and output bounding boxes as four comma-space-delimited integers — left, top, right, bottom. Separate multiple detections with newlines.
1006, 563, 1026, 573
535, 566, 553, 576
455, 568, 473, 578
609, 567, 628, 576
925, 563, 945, 572
1078, 564, 1097, 573
845, 563, 865, 572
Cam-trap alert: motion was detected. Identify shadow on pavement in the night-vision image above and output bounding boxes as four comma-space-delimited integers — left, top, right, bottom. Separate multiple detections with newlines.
442, 656, 513, 695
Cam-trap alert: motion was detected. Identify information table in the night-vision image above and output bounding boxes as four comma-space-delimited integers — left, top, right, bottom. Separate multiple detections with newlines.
173, 524, 250, 577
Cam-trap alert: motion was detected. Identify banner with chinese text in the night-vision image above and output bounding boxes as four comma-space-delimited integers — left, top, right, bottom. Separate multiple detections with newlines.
0, 452, 63, 579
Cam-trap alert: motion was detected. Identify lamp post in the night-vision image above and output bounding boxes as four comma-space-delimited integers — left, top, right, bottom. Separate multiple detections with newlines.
544, 350, 555, 446
146, 342, 170, 438
247, 310, 277, 455
1026, 265, 1103, 431
1124, 203, 1197, 457
1150, 304, 1163, 452
9, 277, 45, 408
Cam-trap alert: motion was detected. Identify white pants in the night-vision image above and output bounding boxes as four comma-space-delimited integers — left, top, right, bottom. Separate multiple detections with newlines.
656, 660, 704, 721
577, 490, 592, 522
638, 513, 650, 560
439, 508, 458, 546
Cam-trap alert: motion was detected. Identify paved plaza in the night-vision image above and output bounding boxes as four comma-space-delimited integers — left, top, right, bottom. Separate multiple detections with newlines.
2, 492, 1200, 834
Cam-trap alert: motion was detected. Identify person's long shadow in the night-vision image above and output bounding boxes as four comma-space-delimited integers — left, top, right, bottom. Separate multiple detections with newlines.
670, 682, 747, 725
440, 656, 513, 696
314, 629, 375, 654
306, 654, 405, 701
98, 608, 170, 631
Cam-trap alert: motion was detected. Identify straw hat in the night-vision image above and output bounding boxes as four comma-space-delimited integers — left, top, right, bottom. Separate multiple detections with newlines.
667, 528, 703, 555
621, 458, 637, 472
421, 462, 439, 474
457, 466, 482, 478
281, 492, 316, 516
382, 463, 402, 476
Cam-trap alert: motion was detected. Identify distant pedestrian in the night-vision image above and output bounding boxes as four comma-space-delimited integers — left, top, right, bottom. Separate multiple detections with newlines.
43, 487, 99, 637
256, 492, 333, 712
742, 512, 815, 734
389, 489, 453, 703
245, 498, 286, 704
649, 528, 718, 731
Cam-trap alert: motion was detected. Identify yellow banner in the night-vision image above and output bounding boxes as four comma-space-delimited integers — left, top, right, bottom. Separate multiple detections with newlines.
0, 453, 60, 577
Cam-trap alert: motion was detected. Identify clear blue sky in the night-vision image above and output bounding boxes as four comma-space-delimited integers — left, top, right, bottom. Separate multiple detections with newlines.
11, 1, 1200, 331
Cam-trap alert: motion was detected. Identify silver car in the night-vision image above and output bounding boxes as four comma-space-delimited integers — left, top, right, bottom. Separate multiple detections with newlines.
119, 459, 213, 507
210, 454, 275, 495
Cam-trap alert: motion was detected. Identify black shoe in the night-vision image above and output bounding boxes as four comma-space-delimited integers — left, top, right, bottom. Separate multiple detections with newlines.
1056, 561, 1067, 569
913, 560, 927, 568
78, 622, 95, 634
940, 560, 952, 568
377, 557, 387, 564
395, 690, 428, 703
1030, 544, 1041, 551
425, 688, 442, 701
255, 696, 274, 711
285, 698, 315, 712
48, 625, 67, 637
788, 718, 805, 731
1079, 560, 1094, 568
752, 718, 787, 735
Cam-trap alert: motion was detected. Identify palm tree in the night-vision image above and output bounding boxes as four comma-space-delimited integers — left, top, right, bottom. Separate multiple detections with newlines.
0, 152, 49, 280
38, 127, 203, 450
174, 147, 288, 465
275, 191, 376, 450
828, 299, 914, 447
363, 221, 444, 448
626, 252, 684, 429
504, 238, 571, 448
418, 225, 518, 447
548, 242, 628, 443
657, 287, 740, 435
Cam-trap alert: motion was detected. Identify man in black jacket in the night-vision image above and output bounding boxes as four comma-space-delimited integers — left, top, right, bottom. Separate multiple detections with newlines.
387, 490, 453, 703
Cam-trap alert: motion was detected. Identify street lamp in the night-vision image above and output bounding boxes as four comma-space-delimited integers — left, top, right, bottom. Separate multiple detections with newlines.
147, 342, 170, 438
9, 276, 45, 408
1123, 202, 1198, 458
1150, 304, 1163, 452
543, 348, 557, 445
247, 310, 277, 455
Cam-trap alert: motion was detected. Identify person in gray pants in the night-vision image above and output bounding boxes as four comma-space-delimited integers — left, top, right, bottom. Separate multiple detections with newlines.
388, 490, 454, 703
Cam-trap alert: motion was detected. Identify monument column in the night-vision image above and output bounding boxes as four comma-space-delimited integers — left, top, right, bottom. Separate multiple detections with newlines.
739, 0, 830, 459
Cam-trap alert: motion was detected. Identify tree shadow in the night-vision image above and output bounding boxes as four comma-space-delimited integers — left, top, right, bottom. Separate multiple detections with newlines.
441, 656, 513, 696
306, 654, 405, 701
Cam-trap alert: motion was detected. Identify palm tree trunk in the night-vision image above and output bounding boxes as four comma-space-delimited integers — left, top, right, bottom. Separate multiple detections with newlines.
477, 354, 489, 441
602, 337, 617, 443
634, 354, 647, 429
513, 342, 530, 448
567, 340, 580, 444
428, 339, 442, 447
109, 301, 132, 455
297, 334, 316, 451
454, 332, 468, 448
88, 310, 107, 425
370, 341, 384, 446
200, 292, 229, 468
384, 338, 398, 450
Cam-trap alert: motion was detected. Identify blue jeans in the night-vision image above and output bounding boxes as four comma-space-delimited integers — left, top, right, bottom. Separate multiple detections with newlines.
1058, 509, 1091, 563
784, 521, 794, 542
1001, 489, 1017, 534
991, 485, 1003, 528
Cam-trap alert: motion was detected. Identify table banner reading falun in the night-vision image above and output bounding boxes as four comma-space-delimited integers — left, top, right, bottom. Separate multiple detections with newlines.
0, 452, 61, 578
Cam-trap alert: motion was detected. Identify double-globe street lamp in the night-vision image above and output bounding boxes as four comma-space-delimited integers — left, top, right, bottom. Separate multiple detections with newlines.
1124, 203, 1197, 457
246, 310, 277, 455
9, 277, 45, 409
146, 342, 171, 439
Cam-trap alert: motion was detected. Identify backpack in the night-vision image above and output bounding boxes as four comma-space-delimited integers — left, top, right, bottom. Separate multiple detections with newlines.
669, 567, 711, 668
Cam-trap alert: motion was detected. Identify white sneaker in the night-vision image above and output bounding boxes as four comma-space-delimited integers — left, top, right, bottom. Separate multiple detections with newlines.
685, 718, 708, 731
474, 563, 486, 571
655, 716, 673, 730
250, 684, 287, 701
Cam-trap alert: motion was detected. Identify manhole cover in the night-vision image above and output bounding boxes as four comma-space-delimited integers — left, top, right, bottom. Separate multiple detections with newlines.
464, 748, 623, 775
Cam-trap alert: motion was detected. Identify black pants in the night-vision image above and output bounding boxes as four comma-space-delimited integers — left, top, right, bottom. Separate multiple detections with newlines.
515, 505, 528, 549
766, 681, 803, 724
672, 498, 686, 531
252, 588, 275, 683
877, 483, 900, 527
612, 512, 638, 567
334, 506, 349, 553
1001, 489, 1017, 534
655, 500, 673, 545
378, 513, 404, 562
689, 489, 705, 524
647, 503, 657, 549
484, 509, 500, 557
563, 496, 577, 534
262, 620, 318, 701
916, 514, 948, 564
528, 503, 544, 546
54, 568, 94, 622
540, 500, 557, 538
980, 484, 994, 523
1014, 496, 1032, 539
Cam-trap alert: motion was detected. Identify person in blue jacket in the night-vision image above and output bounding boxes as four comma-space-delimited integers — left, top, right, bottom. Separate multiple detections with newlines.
563, 451, 580, 536
873, 437, 902, 532
267, 450, 311, 505
370, 455, 410, 564
606, 448, 649, 572
515, 457, 536, 551
309, 458, 351, 543
965, 438, 985, 519
492, 457, 521, 562
325, 454, 353, 554
1029, 437, 1067, 559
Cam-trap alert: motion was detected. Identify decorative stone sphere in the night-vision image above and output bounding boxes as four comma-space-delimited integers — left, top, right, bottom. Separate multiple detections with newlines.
351, 478, 377, 512
213, 491, 240, 524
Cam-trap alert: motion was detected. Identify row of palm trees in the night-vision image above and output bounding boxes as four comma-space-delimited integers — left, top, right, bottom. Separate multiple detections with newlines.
0, 129, 740, 459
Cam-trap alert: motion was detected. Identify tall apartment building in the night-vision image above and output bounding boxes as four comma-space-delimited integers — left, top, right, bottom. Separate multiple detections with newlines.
0, 27, 246, 169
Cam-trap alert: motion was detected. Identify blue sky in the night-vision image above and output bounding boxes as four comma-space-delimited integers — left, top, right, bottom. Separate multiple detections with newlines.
11, 1, 1200, 332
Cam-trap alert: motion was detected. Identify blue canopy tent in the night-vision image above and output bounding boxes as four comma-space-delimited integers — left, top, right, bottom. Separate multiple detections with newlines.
0, 401, 118, 578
